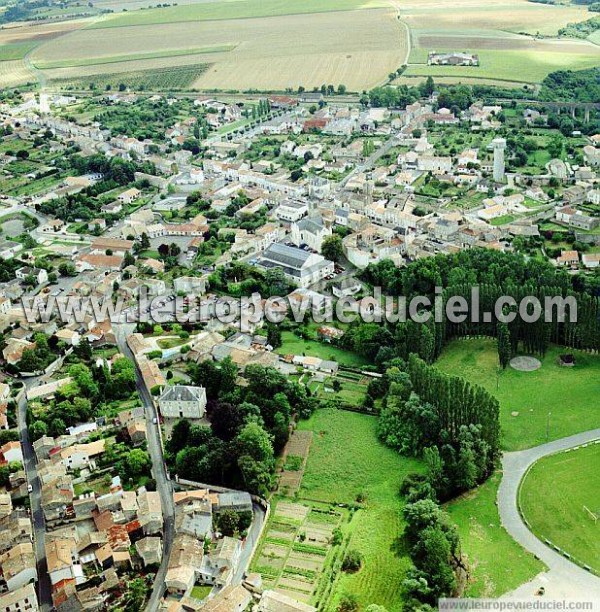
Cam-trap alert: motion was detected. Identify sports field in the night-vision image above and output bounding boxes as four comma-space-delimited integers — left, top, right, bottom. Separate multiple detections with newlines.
520, 443, 600, 573
435, 339, 600, 451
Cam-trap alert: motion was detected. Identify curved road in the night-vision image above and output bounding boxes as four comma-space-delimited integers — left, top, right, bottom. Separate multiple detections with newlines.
498, 429, 600, 600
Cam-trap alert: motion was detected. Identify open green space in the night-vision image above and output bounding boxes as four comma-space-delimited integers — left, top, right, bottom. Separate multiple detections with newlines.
447, 472, 545, 596
298, 408, 422, 611
89, 0, 387, 29
520, 443, 600, 573
436, 339, 600, 451
276, 331, 367, 368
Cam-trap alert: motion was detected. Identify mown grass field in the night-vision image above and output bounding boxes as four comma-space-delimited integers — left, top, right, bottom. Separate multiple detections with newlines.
447, 472, 545, 596
435, 339, 600, 451
298, 408, 423, 611
34, 44, 235, 69
520, 443, 600, 573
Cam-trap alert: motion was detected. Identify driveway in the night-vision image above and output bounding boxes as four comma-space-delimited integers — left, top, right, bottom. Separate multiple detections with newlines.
498, 429, 600, 600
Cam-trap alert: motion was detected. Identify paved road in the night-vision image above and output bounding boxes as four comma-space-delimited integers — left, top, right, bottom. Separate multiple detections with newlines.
113, 323, 175, 612
498, 429, 600, 600
340, 135, 399, 188
17, 378, 53, 612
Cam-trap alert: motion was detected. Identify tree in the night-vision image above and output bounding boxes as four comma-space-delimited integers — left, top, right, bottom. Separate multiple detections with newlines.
58, 262, 77, 277
234, 422, 274, 464
266, 324, 281, 349
30, 420, 48, 441
321, 234, 344, 262
497, 322, 512, 369
338, 594, 359, 612
218, 509, 240, 536
125, 449, 151, 477
342, 549, 363, 572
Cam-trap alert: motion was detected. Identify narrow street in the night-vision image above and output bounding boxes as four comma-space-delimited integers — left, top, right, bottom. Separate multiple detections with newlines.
113, 323, 175, 612
17, 379, 52, 612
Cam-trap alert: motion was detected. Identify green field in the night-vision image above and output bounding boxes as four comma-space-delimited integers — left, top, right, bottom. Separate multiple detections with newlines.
0, 41, 38, 61
435, 339, 600, 451
298, 408, 423, 611
403, 48, 600, 84
276, 332, 368, 368
89, 0, 387, 28
520, 443, 600, 573
447, 472, 545, 596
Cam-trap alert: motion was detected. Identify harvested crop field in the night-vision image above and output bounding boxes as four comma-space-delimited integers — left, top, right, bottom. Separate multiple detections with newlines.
32, 8, 407, 91
400, 0, 591, 36
0, 60, 35, 87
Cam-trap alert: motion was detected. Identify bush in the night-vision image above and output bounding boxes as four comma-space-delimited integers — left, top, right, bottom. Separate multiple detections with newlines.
342, 549, 363, 573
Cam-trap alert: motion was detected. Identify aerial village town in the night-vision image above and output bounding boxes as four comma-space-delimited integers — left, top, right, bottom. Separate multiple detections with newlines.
0, 83, 597, 612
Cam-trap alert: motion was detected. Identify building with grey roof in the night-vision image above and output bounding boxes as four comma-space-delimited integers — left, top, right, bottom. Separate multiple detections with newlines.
158, 384, 207, 419
258, 243, 333, 288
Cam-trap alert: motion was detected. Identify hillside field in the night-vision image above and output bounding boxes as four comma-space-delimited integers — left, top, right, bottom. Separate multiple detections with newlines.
1, 0, 597, 90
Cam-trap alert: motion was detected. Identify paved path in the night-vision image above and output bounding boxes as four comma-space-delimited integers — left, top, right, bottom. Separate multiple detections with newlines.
498, 429, 600, 600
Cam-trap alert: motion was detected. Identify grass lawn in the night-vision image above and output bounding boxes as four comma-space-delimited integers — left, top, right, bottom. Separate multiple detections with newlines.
520, 443, 600, 573
298, 408, 422, 611
276, 332, 367, 368
447, 472, 545, 596
190, 585, 212, 600
435, 339, 600, 451
490, 214, 516, 226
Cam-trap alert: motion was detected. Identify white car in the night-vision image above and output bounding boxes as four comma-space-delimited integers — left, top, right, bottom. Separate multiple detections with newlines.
27, 484, 33, 493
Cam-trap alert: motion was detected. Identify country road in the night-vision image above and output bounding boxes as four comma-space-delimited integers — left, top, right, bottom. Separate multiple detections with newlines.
498, 429, 600, 600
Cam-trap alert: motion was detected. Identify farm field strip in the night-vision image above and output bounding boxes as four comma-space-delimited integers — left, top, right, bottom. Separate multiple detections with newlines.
87, 0, 389, 29
403, 48, 600, 84
33, 44, 237, 69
